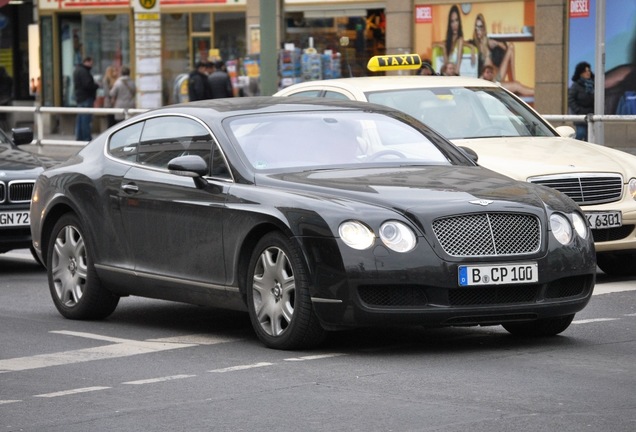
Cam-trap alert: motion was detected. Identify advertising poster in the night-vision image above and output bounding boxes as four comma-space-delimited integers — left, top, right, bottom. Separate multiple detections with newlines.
414, 1, 535, 100
568, 0, 636, 114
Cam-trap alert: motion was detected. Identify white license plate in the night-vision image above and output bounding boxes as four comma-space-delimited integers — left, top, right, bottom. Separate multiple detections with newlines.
0, 211, 30, 227
458, 262, 538, 286
585, 211, 622, 229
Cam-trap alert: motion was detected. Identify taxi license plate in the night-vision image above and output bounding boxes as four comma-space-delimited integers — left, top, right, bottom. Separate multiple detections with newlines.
585, 211, 621, 229
0, 211, 30, 227
458, 263, 538, 286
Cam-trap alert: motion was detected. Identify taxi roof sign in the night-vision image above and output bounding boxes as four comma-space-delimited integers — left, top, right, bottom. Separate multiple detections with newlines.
367, 54, 422, 72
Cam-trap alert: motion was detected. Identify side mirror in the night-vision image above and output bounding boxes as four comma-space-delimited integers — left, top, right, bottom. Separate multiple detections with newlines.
12, 127, 34, 146
555, 125, 576, 139
168, 155, 209, 177
458, 146, 478, 163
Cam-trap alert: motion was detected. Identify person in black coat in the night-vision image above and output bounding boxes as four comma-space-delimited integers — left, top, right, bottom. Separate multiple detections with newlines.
568, 61, 595, 141
208, 61, 234, 99
73, 57, 99, 141
188, 61, 212, 101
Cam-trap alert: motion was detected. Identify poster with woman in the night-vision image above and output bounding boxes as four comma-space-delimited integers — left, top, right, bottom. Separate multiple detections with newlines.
568, 0, 636, 114
414, 2, 535, 100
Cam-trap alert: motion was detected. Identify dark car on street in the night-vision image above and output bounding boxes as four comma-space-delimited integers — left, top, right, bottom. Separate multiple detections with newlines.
0, 126, 50, 262
30, 97, 596, 349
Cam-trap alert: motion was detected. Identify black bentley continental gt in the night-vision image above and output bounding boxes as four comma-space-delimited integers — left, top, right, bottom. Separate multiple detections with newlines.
30, 97, 596, 349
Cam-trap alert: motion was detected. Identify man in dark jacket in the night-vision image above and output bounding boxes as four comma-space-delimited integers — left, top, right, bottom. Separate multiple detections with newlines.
208, 61, 234, 99
73, 57, 99, 141
188, 61, 212, 101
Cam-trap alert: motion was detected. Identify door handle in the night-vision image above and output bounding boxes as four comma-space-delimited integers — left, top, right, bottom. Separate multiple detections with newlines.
121, 183, 139, 193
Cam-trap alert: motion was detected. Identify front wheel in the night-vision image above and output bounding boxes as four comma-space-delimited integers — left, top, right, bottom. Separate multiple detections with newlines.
47, 213, 119, 320
502, 314, 575, 337
246, 232, 326, 350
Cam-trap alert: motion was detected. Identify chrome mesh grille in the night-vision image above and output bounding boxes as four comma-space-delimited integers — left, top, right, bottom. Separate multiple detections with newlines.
529, 174, 623, 205
432, 213, 541, 257
8, 181, 35, 203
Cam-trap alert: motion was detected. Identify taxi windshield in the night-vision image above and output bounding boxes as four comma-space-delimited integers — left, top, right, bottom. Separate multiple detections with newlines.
227, 111, 457, 171
367, 87, 556, 140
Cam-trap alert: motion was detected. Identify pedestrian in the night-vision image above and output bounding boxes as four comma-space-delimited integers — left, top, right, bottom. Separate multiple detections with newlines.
109, 66, 136, 124
188, 61, 211, 101
440, 62, 459, 76
568, 61, 595, 141
208, 60, 234, 99
417, 59, 437, 76
73, 56, 99, 141
101, 65, 119, 127
0, 66, 13, 130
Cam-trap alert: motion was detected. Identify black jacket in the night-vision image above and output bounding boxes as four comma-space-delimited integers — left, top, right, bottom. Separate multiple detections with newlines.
73, 64, 98, 103
568, 79, 594, 116
208, 71, 234, 99
188, 70, 211, 101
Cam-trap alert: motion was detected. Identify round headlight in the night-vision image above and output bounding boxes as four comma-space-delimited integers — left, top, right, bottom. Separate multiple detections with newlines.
571, 212, 588, 239
550, 213, 573, 245
379, 221, 417, 253
339, 221, 375, 250
629, 178, 636, 200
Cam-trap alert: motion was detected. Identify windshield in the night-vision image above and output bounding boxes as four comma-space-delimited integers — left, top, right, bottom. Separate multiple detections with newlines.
227, 111, 456, 171
367, 87, 556, 140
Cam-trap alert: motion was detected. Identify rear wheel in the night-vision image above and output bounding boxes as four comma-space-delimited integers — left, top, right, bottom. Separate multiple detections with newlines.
246, 232, 326, 350
596, 253, 636, 276
502, 314, 575, 337
47, 213, 119, 320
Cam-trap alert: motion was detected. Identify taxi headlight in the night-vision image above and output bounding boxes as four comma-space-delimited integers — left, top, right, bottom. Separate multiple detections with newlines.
572, 212, 588, 239
339, 221, 375, 250
629, 178, 636, 200
550, 213, 573, 245
379, 221, 417, 253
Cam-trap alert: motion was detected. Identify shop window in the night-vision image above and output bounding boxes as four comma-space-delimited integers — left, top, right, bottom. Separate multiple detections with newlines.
162, 14, 189, 106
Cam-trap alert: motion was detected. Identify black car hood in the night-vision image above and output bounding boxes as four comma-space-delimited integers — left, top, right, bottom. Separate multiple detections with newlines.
0, 144, 47, 171
263, 165, 552, 215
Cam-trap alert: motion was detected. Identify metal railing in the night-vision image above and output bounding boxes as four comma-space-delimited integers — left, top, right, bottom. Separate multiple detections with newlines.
2, 105, 636, 147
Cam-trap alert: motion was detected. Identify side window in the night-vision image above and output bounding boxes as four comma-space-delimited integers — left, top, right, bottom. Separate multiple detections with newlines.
286, 90, 322, 98
138, 116, 212, 170
324, 91, 351, 100
210, 142, 231, 179
108, 122, 144, 162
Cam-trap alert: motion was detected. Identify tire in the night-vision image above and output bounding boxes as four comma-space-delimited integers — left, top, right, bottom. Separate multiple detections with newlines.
502, 314, 575, 337
596, 253, 636, 276
246, 232, 326, 350
47, 213, 119, 320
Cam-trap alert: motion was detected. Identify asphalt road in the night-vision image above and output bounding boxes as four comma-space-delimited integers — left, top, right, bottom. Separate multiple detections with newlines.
1, 249, 635, 432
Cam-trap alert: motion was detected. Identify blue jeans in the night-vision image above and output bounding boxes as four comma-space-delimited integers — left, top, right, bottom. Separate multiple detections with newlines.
575, 123, 588, 141
75, 98, 94, 141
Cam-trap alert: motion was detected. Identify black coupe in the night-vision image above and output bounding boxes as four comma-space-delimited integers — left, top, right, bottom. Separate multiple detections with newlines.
30, 97, 596, 349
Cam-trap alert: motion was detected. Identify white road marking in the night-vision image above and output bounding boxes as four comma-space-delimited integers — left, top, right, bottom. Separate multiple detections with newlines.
146, 334, 241, 345
209, 362, 273, 373
0, 400, 21, 405
284, 353, 345, 361
34, 386, 111, 398
123, 375, 196, 385
593, 283, 636, 295
572, 318, 619, 325
0, 333, 197, 373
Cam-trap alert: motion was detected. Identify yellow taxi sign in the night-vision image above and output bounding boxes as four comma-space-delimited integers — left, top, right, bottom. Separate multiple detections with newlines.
367, 54, 422, 72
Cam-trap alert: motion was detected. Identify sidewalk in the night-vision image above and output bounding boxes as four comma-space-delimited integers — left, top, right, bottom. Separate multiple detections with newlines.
23, 133, 84, 161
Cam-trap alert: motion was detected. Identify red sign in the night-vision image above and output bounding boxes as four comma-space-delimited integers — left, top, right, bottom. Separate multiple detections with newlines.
570, 0, 590, 18
0, 0, 10, 7
415, 5, 433, 24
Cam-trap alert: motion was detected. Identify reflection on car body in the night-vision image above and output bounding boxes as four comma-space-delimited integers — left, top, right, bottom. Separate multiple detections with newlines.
275, 73, 636, 276
30, 97, 596, 350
